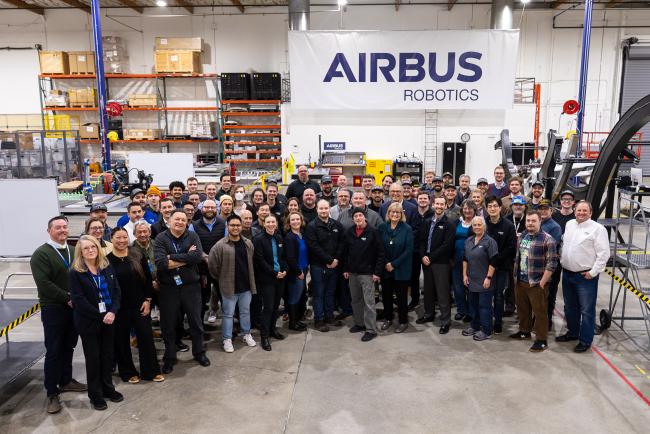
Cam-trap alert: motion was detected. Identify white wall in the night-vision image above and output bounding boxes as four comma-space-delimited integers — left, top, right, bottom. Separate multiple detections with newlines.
1, 5, 649, 180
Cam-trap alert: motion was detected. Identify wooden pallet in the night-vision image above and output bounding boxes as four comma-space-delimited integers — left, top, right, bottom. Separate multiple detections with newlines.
68, 72, 95, 76
69, 103, 96, 108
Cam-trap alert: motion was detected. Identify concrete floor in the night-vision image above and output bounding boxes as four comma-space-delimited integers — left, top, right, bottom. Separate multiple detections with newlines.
1, 257, 650, 433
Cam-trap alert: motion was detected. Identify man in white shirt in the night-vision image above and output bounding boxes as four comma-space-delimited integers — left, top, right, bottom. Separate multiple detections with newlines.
557, 201, 610, 352
123, 202, 144, 245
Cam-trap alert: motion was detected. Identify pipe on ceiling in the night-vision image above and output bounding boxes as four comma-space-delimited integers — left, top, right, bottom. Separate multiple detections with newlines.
289, 0, 310, 30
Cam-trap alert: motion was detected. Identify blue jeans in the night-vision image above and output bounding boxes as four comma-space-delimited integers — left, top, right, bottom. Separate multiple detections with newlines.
492, 270, 509, 327
469, 290, 494, 335
562, 270, 598, 345
452, 260, 469, 316
310, 265, 338, 321
287, 268, 308, 306
221, 291, 252, 340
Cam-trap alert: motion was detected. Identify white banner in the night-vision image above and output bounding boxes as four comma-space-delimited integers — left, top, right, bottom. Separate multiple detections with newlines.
288, 30, 520, 110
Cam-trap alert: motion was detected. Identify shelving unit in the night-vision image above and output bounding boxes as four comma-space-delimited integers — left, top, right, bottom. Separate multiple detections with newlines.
38, 73, 222, 157
220, 100, 281, 167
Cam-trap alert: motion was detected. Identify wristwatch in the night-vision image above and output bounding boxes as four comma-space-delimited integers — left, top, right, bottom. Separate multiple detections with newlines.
486, 276, 492, 280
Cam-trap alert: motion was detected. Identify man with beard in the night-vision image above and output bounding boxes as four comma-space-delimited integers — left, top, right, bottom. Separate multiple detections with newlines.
330, 188, 352, 221
430, 176, 444, 200
455, 174, 472, 206
193, 199, 226, 325
409, 191, 433, 311
286, 165, 321, 199
528, 180, 545, 209
182, 177, 206, 202
501, 176, 524, 215
361, 174, 375, 203
300, 188, 318, 224
316, 175, 337, 207
444, 184, 461, 223
168, 181, 186, 209
368, 186, 384, 214
339, 191, 383, 229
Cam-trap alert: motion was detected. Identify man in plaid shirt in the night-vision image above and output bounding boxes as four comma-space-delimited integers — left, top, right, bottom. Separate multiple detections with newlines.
510, 210, 558, 352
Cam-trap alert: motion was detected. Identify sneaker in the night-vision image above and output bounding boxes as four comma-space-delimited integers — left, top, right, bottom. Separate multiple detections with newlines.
493, 324, 503, 335
349, 325, 366, 333
128, 376, 140, 384
152, 374, 165, 382
509, 331, 532, 340
47, 395, 62, 414
207, 310, 217, 324
242, 333, 257, 347
150, 306, 160, 321
223, 339, 235, 353
361, 332, 378, 342
473, 331, 492, 341
530, 340, 548, 352
176, 342, 189, 352
462, 327, 477, 336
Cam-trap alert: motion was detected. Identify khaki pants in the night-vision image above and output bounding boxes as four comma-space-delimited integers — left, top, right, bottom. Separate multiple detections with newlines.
515, 281, 548, 341
349, 274, 377, 333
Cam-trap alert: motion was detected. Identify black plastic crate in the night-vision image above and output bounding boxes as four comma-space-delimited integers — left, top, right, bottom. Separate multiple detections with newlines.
221, 73, 251, 100
251, 73, 281, 100
108, 119, 123, 139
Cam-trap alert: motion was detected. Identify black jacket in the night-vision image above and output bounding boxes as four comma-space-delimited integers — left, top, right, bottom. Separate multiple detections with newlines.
69, 266, 121, 334
286, 179, 321, 200
342, 224, 385, 276
253, 231, 288, 286
486, 217, 517, 270
193, 217, 226, 254
153, 229, 204, 288
411, 207, 434, 237
301, 204, 317, 224
418, 213, 455, 264
284, 231, 306, 279
151, 219, 168, 239
305, 217, 344, 267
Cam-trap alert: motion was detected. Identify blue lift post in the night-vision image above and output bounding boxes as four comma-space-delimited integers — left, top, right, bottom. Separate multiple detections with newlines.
90, 0, 111, 172
576, 0, 594, 156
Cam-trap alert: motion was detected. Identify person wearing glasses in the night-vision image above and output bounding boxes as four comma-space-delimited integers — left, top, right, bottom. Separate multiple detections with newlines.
69, 235, 122, 411
85, 217, 113, 256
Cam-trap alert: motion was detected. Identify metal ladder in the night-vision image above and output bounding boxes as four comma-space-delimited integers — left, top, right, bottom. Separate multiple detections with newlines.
423, 110, 438, 173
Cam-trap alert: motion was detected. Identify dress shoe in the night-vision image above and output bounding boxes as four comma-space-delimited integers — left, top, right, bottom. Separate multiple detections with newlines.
270, 329, 286, 340
261, 337, 272, 351
509, 331, 531, 340
325, 317, 343, 327
91, 399, 108, 411
194, 353, 211, 367
335, 312, 349, 321
104, 390, 123, 403
162, 360, 174, 374
555, 333, 579, 343
407, 301, 419, 312
47, 395, 62, 414
415, 315, 434, 325
315, 320, 329, 332
289, 321, 307, 332
395, 323, 408, 334
380, 320, 393, 331
454, 313, 464, 321
60, 379, 87, 393
574, 343, 591, 353
530, 340, 548, 352
439, 324, 450, 335
349, 325, 366, 333
361, 332, 377, 342
493, 324, 503, 335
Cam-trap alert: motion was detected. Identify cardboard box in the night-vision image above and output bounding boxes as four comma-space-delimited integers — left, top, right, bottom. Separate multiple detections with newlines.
128, 94, 158, 107
154, 50, 201, 74
68, 88, 96, 107
124, 129, 161, 140
68, 51, 95, 75
45, 90, 68, 107
155, 37, 202, 52
79, 123, 99, 139
39, 51, 69, 74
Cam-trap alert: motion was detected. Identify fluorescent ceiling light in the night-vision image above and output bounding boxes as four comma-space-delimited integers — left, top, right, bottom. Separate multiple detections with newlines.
156, 0, 167, 7
520, 0, 530, 4
338, 0, 348, 6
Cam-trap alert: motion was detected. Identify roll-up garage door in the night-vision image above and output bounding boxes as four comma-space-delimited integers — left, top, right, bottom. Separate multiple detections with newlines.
620, 44, 650, 175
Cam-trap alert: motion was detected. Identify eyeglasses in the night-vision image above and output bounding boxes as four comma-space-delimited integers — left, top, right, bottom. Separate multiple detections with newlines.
82, 245, 98, 252
89, 226, 103, 231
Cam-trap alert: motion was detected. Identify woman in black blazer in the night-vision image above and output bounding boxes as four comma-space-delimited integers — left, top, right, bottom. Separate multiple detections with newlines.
253, 214, 288, 351
107, 227, 164, 385
283, 211, 308, 332
69, 235, 122, 411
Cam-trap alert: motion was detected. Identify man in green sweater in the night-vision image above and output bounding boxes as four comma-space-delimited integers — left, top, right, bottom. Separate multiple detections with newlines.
30, 215, 87, 414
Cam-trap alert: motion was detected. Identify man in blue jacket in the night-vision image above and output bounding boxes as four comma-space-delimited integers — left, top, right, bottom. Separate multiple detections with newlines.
539, 199, 563, 329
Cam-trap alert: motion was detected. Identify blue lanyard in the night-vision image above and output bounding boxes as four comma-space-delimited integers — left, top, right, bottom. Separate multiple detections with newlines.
50, 245, 71, 269
172, 242, 180, 254
88, 272, 103, 300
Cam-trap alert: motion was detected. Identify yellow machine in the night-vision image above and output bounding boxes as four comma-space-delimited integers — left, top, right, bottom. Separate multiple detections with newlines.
365, 159, 393, 185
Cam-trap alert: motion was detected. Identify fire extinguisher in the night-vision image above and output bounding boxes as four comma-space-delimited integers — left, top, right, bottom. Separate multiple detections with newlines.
230, 161, 236, 184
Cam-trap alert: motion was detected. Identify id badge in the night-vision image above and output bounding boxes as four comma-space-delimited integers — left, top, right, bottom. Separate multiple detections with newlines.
173, 274, 183, 286
98, 302, 107, 313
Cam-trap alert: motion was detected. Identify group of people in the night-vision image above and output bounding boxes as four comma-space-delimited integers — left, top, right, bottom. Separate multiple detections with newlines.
31, 165, 610, 414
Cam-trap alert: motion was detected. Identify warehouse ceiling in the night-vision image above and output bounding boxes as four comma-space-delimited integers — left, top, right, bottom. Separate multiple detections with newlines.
2, 0, 650, 16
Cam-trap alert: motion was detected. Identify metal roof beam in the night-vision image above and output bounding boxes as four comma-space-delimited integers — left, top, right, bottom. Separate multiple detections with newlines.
116, 0, 143, 13
175, 0, 194, 14
230, 0, 245, 13
1, 0, 45, 15
550, 0, 568, 8
58, 0, 90, 13
448, 0, 458, 10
